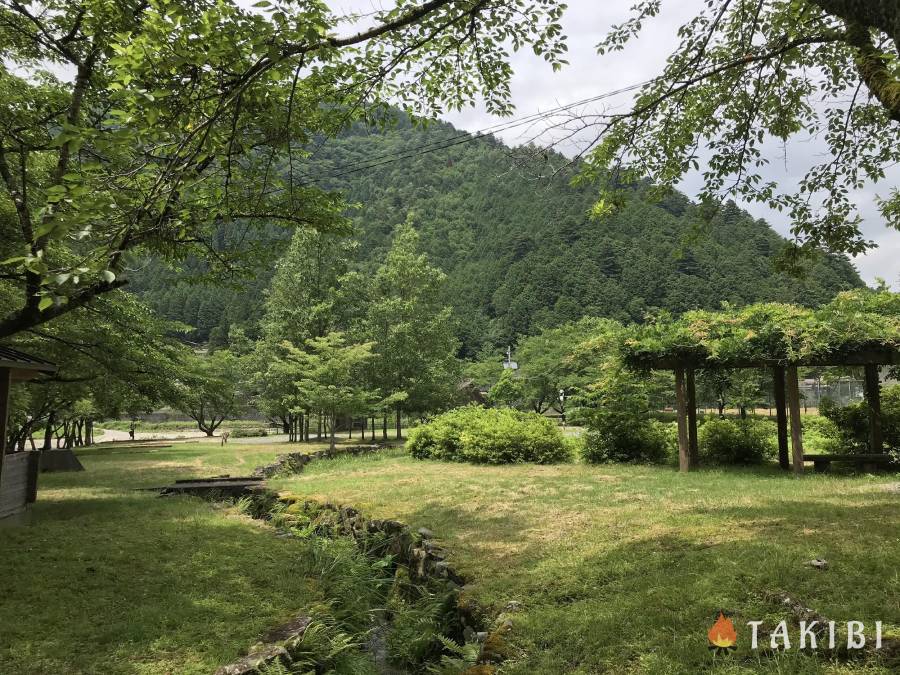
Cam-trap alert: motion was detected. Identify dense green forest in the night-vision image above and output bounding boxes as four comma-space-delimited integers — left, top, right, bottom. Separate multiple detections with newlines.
130, 115, 863, 354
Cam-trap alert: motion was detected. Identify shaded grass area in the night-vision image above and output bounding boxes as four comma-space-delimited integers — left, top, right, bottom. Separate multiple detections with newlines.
0, 439, 378, 675
275, 452, 900, 674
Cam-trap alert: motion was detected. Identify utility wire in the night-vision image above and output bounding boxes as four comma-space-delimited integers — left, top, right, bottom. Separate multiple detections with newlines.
301, 78, 656, 184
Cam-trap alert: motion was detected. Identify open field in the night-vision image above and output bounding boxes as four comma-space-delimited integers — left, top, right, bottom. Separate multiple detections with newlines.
276, 450, 900, 673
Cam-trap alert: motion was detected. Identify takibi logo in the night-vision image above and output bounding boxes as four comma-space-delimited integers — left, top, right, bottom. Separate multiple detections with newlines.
708, 612, 737, 650
707, 611, 884, 652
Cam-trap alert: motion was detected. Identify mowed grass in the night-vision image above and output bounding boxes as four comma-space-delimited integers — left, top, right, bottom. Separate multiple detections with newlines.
274, 451, 900, 674
0, 440, 345, 675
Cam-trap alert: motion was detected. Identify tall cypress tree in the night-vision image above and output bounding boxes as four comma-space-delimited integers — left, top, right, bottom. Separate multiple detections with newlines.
364, 219, 460, 438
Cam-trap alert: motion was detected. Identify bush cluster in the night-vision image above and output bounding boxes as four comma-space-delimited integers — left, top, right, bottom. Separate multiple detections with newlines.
582, 419, 673, 464
407, 405, 571, 464
230, 427, 268, 438
698, 418, 775, 465
800, 415, 842, 454
820, 384, 900, 454
576, 363, 674, 464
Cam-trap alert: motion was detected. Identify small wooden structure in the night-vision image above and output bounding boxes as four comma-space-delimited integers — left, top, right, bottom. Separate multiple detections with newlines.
153, 475, 266, 498
0, 346, 58, 520
629, 347, 898, 474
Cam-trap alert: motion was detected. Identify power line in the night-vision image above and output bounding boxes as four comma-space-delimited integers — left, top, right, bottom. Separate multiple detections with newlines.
301, 78, 656, 184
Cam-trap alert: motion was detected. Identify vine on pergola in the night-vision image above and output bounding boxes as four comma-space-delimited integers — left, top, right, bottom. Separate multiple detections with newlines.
620, 290, 900, 369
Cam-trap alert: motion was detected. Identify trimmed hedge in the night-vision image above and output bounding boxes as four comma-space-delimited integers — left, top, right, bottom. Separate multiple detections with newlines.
407, 405, 571, 464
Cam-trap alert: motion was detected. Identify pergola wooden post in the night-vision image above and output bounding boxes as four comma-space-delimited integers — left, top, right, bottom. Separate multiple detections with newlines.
772, 366, 790, 470
626, 343, 897, 476
674, 367, 691, 472
864, 364, 883, 454
686, 367, 699, 466
785, 365, 804, 475
0, 366, 11, 485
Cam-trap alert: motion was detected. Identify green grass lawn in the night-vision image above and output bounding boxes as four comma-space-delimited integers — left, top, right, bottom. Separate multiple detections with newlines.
4, 440, 899, 674
0, 440, 379, 675
274, 451, 900, 674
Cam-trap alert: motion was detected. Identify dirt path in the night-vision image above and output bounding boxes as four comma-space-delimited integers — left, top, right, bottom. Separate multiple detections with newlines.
92, 428, 210, 444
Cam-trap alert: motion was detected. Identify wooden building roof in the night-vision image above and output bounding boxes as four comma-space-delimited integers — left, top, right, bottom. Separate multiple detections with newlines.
0, 346, 58, 381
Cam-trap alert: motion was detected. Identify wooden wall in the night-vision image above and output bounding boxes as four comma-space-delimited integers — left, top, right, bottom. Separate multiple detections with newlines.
0, 452, 37, 519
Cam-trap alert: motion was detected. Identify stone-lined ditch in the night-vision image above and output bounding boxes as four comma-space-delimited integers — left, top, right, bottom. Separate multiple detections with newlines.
167, 447, 517, 674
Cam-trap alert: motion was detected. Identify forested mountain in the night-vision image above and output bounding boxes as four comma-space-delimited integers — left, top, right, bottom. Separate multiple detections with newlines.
130, 114, 863, 354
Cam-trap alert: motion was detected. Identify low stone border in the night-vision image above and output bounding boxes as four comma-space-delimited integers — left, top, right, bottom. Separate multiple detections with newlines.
203, 444, 523, 674
273, 497, 467, 586
213, 487, 517, 674
251, 444, 384, 479
214, 615, 311, 675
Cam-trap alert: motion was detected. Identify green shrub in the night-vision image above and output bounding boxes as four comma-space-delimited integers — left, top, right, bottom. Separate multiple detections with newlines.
407, 405, 570, 464
582, 419, 673, 464
577, 363, 674, 464
230, 427, 268, 438
698, 418, 775, 465
820, 385, 900, 454
800, 415, 841, 454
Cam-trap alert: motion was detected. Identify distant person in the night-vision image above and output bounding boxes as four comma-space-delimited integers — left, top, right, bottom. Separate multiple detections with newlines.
129, 421, 136, 441
221, 430, 230, 446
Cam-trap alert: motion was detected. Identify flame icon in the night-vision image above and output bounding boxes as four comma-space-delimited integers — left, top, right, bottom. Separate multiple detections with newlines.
708, 612, 737, 649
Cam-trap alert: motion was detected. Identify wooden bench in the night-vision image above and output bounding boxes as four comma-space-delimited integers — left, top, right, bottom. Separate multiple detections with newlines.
803, 453, 894, 473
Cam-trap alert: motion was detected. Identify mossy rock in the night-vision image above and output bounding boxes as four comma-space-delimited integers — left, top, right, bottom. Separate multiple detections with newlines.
478, 622, 514, 664
463, 666, 497, 675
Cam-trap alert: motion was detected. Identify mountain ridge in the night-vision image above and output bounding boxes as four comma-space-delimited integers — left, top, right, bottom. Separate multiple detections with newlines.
130, 114, 864, 354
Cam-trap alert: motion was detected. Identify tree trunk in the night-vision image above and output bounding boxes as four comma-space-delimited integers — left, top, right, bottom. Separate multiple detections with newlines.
396, 406, 402, 440
329, 412, 336, 451
42, 411, 55, 451
304, 413, 310, 442
317, 414, 322, 440
383, 416, 388, 440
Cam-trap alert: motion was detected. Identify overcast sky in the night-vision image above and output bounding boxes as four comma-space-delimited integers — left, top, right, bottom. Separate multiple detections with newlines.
326, 0, 899, 287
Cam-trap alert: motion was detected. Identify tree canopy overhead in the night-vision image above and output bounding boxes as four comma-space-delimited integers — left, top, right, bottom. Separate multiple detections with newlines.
579, 0, 900, 259
0, 0, 567, 338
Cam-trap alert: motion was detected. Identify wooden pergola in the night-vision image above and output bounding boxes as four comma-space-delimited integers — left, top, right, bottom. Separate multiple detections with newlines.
0, 346, 58, 520
628, 346, 898, 474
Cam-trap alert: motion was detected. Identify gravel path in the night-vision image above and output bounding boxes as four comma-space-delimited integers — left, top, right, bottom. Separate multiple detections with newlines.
92, 428, 211, 443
